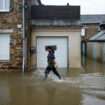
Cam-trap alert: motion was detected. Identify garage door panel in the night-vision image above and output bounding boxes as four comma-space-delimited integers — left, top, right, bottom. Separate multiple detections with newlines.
37, 37, 67, 68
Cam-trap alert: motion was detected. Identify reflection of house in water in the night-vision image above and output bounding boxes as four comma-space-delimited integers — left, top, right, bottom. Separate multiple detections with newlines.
0, 81, 10, 105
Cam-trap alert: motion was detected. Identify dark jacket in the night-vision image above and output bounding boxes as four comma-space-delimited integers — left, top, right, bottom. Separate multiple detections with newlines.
47, 51, 55, 66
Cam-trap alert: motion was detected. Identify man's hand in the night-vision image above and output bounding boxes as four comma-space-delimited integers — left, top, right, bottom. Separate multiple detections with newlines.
54, 59, 58, 68
54, 63, 58, 68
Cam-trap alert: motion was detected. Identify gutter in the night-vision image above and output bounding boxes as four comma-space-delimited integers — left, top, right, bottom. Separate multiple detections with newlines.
22, 0, 25, 72
82, 40, 105, 42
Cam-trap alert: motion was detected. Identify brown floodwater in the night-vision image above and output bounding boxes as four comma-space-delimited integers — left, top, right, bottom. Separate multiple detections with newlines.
0, 57, 105, 105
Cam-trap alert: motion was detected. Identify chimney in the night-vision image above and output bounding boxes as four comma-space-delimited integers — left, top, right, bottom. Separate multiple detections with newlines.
67, 3, 70, 6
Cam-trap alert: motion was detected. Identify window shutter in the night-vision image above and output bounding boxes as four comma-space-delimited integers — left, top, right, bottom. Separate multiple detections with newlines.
0, 34, 10, 60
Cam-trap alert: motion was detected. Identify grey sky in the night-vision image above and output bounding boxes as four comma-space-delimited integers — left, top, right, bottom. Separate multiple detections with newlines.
41, 0, 105, 15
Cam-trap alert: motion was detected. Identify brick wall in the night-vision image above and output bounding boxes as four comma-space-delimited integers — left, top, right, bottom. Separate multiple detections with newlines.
0, 0, 24, 72
82, 24, 99, 40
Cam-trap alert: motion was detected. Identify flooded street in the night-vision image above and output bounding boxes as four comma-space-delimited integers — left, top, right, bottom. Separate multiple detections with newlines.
0, 57, 105, 105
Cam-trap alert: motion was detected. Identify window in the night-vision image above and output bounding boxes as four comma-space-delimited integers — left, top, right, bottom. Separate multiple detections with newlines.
0, 34, 10, 61
81, 28, 86, 36
0, 0, 10, 12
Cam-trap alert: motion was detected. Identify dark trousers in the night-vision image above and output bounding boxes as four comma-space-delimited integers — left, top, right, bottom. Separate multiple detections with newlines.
45, 66, 61, 79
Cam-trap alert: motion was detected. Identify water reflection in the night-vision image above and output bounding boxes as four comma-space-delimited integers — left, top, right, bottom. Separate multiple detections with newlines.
82, 56, 105, 74
0, 57, 105, 105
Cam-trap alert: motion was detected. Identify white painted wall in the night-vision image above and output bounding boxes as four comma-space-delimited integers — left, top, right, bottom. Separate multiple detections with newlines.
31, 28, 81, 69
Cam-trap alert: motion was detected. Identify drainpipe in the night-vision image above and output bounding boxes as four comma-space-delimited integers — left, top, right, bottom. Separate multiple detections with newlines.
22, 0, 25, 72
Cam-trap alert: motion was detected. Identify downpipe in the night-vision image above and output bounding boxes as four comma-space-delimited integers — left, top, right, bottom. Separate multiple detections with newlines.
22, 0, 25, 72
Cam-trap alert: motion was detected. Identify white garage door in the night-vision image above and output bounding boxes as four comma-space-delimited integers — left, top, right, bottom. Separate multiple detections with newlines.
37, 37, 68, 68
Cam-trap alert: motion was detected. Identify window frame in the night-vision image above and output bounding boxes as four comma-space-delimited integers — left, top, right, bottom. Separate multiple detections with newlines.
0, 0, 10, 12
0, 34, 10, 62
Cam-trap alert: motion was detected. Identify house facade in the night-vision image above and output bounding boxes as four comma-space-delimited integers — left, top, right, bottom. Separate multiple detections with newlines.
0, 0, 37, 72
86, 22, 105, 62
0, 0, 81, 72
0, 0, 25, 71
81, 15, 105, 40
31, 5, 81, 69
81, 15, 105, 56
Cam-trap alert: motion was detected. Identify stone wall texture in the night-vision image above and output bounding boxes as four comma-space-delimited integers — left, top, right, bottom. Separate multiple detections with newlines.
82, 24, 99, 40
0, 0, 24, 72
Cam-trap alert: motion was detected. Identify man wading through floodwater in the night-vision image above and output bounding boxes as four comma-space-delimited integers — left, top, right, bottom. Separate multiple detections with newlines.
45, 46, 61, 79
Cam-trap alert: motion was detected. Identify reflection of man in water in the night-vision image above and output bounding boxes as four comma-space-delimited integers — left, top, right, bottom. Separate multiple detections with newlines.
45, 46, 61, 79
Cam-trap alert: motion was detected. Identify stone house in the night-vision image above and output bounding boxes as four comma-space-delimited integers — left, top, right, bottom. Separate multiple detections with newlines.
0, 0, 24, 72
0, 0, 81, 72
81, 15, 105, 56
86, 22, 105, 62
0, 0, 41, 72
81, 15, 105, 40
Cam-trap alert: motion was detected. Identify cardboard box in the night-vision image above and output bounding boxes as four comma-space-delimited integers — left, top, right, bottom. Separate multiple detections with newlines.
45, 45, 57, 51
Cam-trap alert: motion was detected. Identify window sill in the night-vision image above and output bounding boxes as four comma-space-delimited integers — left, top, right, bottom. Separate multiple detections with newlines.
0, 9, 10, 12
0, 60, 10, 63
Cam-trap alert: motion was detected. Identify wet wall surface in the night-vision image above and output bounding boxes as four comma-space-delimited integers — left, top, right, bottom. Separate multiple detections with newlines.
0, 57, 105, 105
